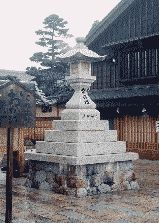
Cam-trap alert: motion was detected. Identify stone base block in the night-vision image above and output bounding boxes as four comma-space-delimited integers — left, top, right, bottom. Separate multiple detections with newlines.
61, 109, 100, 121
24, 150, 138, 165
52, 120, 109, 131
98, 184, 111, 193
24, 159, 139, 197
35, 141, 126, 156
44, 129, 117, 143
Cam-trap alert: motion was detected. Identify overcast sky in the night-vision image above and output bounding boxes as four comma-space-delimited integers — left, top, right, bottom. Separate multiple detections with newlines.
0, 0, 121, 72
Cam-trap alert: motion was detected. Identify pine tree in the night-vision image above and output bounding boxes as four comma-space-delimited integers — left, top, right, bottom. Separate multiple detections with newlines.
29, 14, 73, 68
26, 14, 73, 96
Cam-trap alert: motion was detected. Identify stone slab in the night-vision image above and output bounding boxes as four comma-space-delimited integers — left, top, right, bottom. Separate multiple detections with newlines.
35, 141, 64, 155
44, 130, 117, 143
24, 150, 139, 165
85, 141, 126, 155
36, 141, 126, 156
61, 109, 100, 120
52, 120, 109, 131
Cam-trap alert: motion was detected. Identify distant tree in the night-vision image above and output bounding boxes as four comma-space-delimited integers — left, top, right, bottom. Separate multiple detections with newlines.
29, 14, 73, 69
26, 14, 73, 96
25, 63, 70, 96
0, 75, 21, 82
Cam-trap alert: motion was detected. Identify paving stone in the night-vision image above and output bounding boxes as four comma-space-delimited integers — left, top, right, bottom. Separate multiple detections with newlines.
91, 173, 103, 187
130, 180, 140, 190
46, 172, 55, 185
86, 164, 95, 176
103, 171, 114, 185
111, 183, 121, 191
24, 178, 32, 188
88, 187, 98, 195
74, 177, 87, 188
76, 187, 87, 197
64, 188, 77, 196
123, 171, 134, 183
55, 174, 66, 187
98, 183, 111, 193
66, 175, 86, 188
36, 162, 43, 171
75, 165, 87, 177
1, 159, 158, 222
52, 182, 60, 192
35, 170, 46, 183
39, 181, 51, 190
121, 181, 131, 190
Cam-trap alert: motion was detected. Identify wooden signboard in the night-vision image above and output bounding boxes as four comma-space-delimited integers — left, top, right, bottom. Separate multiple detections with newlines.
0, 80, 36, 223
0, 82, 36, 128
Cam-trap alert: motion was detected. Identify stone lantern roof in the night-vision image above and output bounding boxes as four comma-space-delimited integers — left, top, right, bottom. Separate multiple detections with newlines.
56, 37, 106, 63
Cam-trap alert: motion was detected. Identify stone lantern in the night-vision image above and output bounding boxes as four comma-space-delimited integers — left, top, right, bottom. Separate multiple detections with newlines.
24, 37, 139, 197
57, 37, 105, 121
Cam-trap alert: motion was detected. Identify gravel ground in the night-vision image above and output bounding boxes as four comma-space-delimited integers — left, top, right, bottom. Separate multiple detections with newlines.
0, 159, 159, 222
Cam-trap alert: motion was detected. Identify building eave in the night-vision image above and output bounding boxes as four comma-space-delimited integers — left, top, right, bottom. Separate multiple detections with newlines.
85, 0, 134, 46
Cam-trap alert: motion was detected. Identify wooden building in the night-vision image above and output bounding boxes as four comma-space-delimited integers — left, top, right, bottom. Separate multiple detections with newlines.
0, 78, 38, 172
0, 77, 72, 172
86, 0, 159, 159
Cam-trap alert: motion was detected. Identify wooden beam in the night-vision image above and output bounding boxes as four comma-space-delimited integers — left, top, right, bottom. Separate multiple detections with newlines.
135, 1, 141, 37
141, 50, 145, 77
98, 63, 102, 90
5, 127, 14, 223
134, 51, 138, 79
103, 63, 107, 90
106, 64, 111, 88
145, 49, 149, 77
148, 49, 152, 76
141, 0, 148, 37
147, 0, 153, 35
111, 64, 116, 88
157, 49, 159, 76
130, 51, 135, 81
152, 0, 159, 33
124, 53, 128, 80
152, 48, 156, 76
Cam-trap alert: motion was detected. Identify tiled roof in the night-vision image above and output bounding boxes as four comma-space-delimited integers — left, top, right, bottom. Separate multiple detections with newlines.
85, 0, 133, 45
34, 84, 57, 106
0, 69, 34, 82
0, 69, 70, 106
0, 77, 40, 99
57, 38, 106, 63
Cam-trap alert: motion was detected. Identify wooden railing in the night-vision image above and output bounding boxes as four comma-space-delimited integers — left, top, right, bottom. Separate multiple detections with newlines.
126, 141, 159, 160
114, 115, 159, 160
0, 118, 60, 171
114, 115, 157, 143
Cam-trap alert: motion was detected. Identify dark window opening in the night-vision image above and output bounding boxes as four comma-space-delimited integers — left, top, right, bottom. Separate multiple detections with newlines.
42, 105, 52, 113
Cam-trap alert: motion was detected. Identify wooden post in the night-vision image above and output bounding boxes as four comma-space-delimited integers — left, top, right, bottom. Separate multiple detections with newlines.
5, 127, 14, 223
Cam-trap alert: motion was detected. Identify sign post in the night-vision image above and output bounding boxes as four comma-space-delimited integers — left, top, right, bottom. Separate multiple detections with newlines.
5, 127, 14, 222
0, 81, 36, 223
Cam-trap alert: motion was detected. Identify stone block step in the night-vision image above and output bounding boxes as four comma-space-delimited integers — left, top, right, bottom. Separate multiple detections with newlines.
44, 130, 117, 143
61, 109, 100, 120
52, 120, 109, 131
24, 150, 139, 165
36, 141, 126, 156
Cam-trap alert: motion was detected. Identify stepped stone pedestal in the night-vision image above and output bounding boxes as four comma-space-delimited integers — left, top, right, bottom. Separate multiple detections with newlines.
24, 37, 139, 196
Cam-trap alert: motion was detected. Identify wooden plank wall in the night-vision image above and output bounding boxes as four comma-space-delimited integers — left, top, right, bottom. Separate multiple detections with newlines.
103, 0, 159, 47
114, 115, 159, 159
114, 115, 157, 143
0, 118, 59, 169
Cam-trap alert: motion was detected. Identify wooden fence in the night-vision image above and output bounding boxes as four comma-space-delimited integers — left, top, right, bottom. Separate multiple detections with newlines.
1, 114, 159, 164
114, 115, 158, 143
114, 115, 159, 159
0, 118, 60, 171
